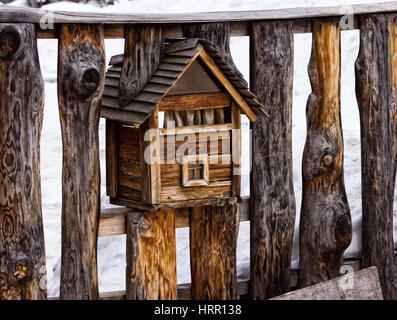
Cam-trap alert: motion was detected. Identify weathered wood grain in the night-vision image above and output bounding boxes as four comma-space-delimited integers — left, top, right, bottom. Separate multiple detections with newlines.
272, 267, 383, 300
110, 195, 237, 211
231, 102, 241, 196
119, 26, 163, 107
299, 20, 352, 288
355, 14, 397, 300
140, 111, 161, 204
4, 3, 397, 25
106, 120, 118, 198
58, 24, 105, 300
249, 21, 296, 299
158, 92, 230, 111
190, 203, 240, 299
126, 209, 177, 300
0, 23, 46, 300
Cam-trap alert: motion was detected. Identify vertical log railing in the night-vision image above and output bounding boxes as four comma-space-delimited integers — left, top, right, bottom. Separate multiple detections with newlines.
0, 4, 397, 300
355, 14, 397, 300
0, 23, 46, 300
57, 24, 105, 300
250, 20, 296, 299
299, 19, 352, 288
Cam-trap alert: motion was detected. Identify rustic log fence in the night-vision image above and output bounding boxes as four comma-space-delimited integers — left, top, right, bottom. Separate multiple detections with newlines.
1, 3, 397, 300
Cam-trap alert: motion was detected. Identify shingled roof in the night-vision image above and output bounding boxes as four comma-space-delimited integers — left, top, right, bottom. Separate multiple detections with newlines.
101, 38, 266, 125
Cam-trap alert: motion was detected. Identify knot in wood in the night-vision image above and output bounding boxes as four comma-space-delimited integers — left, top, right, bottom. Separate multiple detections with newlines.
320, 154, 335, 171
335, 214, 352, 246
0, 26, 21, 60
13, 264, 28, 281
80, 67, 101, 96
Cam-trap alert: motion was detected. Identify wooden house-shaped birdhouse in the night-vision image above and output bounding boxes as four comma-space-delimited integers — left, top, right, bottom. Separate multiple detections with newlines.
101, 38, 265, 209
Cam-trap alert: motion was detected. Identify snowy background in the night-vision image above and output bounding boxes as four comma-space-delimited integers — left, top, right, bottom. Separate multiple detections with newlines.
4, 0, 397, 297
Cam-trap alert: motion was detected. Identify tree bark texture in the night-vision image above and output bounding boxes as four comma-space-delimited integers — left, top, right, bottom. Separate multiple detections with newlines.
249, 21, 296, 299
189, 203, 240, 300
299, 20, 352, 289
126, 209, 177, 300
119, 25, 164, 107
0, 23, 46, 300
355, 14, 397, 300
58, 24, 105, 300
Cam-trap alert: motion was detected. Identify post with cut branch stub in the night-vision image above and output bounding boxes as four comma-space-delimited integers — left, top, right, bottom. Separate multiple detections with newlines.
355, 14, 397, 300
249, 20, 296, 299
126, 209, 177, 300
299, 20, 352, 288
0, 23, 46, 300
58, 24, 105, 300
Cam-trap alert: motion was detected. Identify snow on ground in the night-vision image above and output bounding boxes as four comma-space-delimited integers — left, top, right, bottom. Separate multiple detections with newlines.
5, 0, 397, 296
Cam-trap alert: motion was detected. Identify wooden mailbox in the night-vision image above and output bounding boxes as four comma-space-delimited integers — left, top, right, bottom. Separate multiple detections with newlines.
100, 38, 265, 209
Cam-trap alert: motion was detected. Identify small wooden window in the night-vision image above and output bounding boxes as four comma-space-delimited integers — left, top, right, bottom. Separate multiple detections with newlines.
181, 154, 209, 187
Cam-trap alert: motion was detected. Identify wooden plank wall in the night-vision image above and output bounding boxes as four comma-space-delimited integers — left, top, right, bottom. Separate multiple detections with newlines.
160, 130, 232, 202
116, 124, 142, 202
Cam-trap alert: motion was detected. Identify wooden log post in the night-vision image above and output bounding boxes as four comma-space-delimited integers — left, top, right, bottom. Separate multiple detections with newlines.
181, 23, 241, 300
249, 21, 296, 299
355, 14, 397, 300
299, 20, 352, 288
126, 209, 177, 300
119, 25, 164, 107
58, 24, 105, 300
190, 203, 240, 300
0, 23, 46, 300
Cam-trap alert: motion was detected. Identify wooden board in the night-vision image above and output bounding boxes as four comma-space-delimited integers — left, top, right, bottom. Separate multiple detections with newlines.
249, 20, 296, 300
158, 92, 230, 111
57, 24, 105, 300
355, 13, 397, 300
231, 102, 241, 196
126, 209, 177, 300
299, 20, 352, 288
0, 23, 46, 300
106, 120, 118, 198
272, 267, 383, 300
190, 203, 240, 299
140, 111, 161, 204
160, 181, 231, 202
4, 3, 397, 24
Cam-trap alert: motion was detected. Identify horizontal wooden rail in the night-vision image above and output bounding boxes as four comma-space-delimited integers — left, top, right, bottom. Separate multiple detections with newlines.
98, 196, 249, 236
2, 3, 397, 24
0, 2, 394, 39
